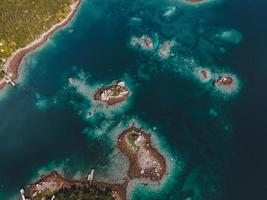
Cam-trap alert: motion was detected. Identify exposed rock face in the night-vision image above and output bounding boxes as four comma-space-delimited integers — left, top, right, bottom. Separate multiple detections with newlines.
117, 126, 166, 181
21, 171, 127, 200
214, 76, 234, 87
200, 70, 208, 79
94, 81, 130, 106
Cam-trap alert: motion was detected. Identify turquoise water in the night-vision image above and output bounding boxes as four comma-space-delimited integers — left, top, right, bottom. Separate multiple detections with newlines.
0, 0, 267, 199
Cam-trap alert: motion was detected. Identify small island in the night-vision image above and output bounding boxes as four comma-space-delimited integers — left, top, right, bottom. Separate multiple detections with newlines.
20, 171, 127, 200
196, 68, 211, 82
199, 70, 208, 79
213, 75, 234, 87
94, 81, 130, 106
19, 124, 168, 200
117, 125, 166, 181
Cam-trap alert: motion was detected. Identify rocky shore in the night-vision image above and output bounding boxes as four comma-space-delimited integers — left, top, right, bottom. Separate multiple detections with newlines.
194, 67, 236, 91
213, 75, 234, 87
20, 124, 167, 200
117, 125, 166, 181
94, 81, 130, 106
20, 171, 127, 200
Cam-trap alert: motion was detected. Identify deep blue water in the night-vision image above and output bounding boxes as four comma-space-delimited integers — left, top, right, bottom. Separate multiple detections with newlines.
0, 0, 267, 199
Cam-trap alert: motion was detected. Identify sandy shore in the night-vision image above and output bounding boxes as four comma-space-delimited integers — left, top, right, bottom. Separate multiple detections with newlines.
0, 0, 82, 90
21, 171, 128, 200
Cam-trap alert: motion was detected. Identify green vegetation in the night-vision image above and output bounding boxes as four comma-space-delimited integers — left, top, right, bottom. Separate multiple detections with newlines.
0, 0, 74, 68
0, 70, 7, 79
32, 185, 116, 200
32, 189, 55, 200
111, 86, 122, 96
127, 132, 138, 148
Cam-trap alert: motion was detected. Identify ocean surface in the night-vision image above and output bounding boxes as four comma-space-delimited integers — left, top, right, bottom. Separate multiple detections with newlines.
0, 0, 267, 199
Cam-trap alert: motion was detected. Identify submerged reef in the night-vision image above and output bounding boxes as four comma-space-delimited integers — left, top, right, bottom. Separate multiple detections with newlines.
157, 41, 176, 59
130, 35, 155, 51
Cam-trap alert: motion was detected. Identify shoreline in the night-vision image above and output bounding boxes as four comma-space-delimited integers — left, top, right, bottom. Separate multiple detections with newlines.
20, 125, 168, 200
117, 125, 167, 182
94, 81, 130, 106
21, 171, 128, 200
0, 0, 82, 90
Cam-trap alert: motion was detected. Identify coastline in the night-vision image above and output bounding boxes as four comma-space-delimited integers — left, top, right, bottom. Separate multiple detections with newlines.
21, 171, 128, 200
20, 125, 168, 200
0, 0, 82, 90
93, 81, 130, 106
117, 126, 167, 182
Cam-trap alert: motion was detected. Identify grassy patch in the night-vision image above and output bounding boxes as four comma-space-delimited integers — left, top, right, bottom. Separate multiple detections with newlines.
111, 86, 121, 96
127, 132, 138, 147
32, 189, 55, 200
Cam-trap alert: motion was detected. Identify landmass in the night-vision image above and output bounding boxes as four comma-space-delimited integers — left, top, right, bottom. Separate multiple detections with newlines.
20, 124, 167, 200
19, 171, 127, 200
0, 0, 81, 90
117, 125, 166, 181
196, 68, 211, 82
94, 81, 130, 106
194, 67, 236, 91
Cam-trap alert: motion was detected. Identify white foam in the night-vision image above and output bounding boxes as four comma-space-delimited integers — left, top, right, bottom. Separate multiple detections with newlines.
103, 119, 186, 199
66, 70, 136, 138
211, 70, 242, 99
163, 6, 177, 17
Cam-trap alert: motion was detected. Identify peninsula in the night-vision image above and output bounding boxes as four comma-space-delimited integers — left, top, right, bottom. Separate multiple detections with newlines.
0, 0, 81, 89
19, 171, 127, 200
94, 81, 130, 106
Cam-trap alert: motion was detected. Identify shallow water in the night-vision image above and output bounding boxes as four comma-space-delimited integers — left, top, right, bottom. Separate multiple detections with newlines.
0, 0, 267, 199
